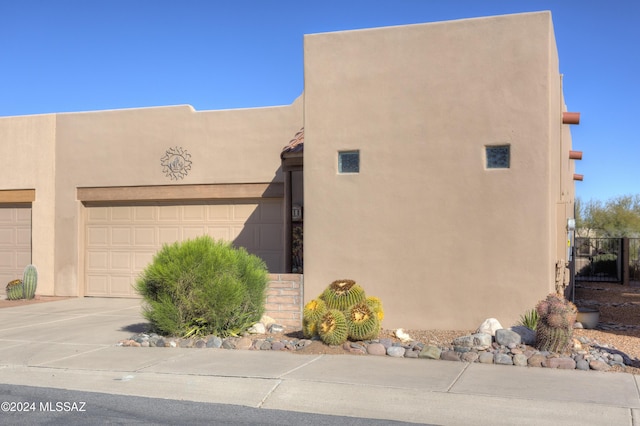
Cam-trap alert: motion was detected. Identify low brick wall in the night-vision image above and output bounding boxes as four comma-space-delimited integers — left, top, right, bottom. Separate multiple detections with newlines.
265, 274, 303, 330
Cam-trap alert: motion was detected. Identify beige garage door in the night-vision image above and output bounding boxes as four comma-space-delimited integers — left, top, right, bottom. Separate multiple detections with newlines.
0, 206, 32, 287
85, 199, 283, 297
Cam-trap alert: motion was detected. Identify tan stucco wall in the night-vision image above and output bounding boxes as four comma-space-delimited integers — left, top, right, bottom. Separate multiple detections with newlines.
303, 12, 569, 329
0, 94, 302, 297
0, 114, 56, 294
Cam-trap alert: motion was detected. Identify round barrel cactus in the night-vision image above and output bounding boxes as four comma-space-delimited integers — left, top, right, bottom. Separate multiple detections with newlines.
6, 279, 24, 300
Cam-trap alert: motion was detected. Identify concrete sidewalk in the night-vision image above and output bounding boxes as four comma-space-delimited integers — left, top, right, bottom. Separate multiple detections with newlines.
0, 298, 638, 425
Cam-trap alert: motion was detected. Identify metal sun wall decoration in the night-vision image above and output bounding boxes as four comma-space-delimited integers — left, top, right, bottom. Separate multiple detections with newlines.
161, 147, 192, 180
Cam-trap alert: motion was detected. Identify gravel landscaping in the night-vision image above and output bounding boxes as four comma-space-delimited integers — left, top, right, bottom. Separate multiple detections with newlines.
118, 281, 640, 375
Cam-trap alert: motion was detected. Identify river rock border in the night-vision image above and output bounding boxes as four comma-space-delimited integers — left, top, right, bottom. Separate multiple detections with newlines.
119, 322, 640, 373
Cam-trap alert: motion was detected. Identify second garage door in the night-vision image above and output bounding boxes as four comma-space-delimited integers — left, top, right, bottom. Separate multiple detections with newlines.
85, 199, 283, 297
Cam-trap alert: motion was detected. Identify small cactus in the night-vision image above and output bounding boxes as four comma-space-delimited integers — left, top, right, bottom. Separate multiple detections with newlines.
6, 279, 23, 300
346, 301, 380, 341
302, 299, 327, 338
22, 264, 38, 300
320, 279, 365, 311
535, 293, 577, 353
318, 309, 348, 346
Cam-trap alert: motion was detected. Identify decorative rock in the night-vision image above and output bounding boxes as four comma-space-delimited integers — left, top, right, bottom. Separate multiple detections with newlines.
461, 352, 479, 363
269, 324, 285, 334
513, 353, 528, 367
576, 359, 590, 371
543, 357, 576, 369
247, 323, 266, 334
494, 353, 513, 365
270, 341, 285, 351
589, 360, 611, 371
453, 333, 492, 351
477, 318, 503, 336
194, 339, 206, 348
405, 350, 419, 359
495, 329, 521, 347
206, 336, 222, 348
179, 339, 193, 348
379, 338, 393, 349
260, 341, 272, 350
419, 345, 442, 360
527, 353, 546, 367
260, 315, 276, 329
221, 339, 235, 349
441, 350, 461, 362
367, 343, 387, 356
387, 346, 406, 358
510, 326, 536, 346
232, 337, 251, 350
478, 352, 494, 364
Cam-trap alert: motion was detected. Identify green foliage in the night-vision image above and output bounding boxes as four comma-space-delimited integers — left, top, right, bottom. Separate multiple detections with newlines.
534, 293, 577, 353
22, 264, 38, 300
135, 235, 268, 337
518, 308, 539, 331
576, 195, 640, 237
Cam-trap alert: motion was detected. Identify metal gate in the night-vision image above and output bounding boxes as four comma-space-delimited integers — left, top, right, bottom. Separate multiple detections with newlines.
630, 238, 640, 283
574, 237, 622, 282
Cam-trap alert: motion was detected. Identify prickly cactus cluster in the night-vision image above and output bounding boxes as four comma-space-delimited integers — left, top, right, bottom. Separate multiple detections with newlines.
4, 264, 38, 301
535, 293, 577, 354
303, 279, 384, 346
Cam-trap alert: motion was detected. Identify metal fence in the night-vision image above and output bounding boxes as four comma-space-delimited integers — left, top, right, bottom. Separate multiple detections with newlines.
574, 237, 622, 282
574, 237, 640, 284
630, 238, 640, 283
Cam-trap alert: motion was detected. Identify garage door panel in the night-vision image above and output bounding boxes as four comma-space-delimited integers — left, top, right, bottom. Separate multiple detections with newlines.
0, 250, 15, 268
85, 200, 283, 297
111, 208, 133, 221
183, 226, 207, 241
112, 227, 134, 245
206, 227, 231, 242
208, 205, 232, 221
134, 252, 155, 272
159, 227, 180, 244
233, 204, 258, 221
258, 203, 283, 223
0, 206, 32, 287
183, 205, 206, 221
233, 225, 257, 248
0, 228, 15, 245
110, 252, 131, 270
88, 251, 109, 269
133, 227, 156, 246
86, 275, 108, 295
87, 227, 109, 245
159, 206, 181, 221
134, 206, 155, 221
111, 276, 136, 295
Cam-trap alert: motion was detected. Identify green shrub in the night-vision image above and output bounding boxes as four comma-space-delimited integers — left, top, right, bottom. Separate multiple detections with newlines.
517, 308, 539, 330
135, 235, 268, 337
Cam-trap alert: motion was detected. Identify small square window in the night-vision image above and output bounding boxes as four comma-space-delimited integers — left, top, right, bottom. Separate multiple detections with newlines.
486, 145, 510, 169
338, 150, 360, 173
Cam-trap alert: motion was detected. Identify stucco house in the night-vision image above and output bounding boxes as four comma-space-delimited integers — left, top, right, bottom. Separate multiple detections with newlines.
0, 11, 581, 329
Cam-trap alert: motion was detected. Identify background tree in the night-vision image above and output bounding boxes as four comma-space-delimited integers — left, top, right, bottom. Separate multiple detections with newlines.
575, 195, 640, 237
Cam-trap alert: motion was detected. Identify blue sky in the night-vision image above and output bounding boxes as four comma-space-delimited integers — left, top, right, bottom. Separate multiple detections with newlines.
1, 1, 637, 202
